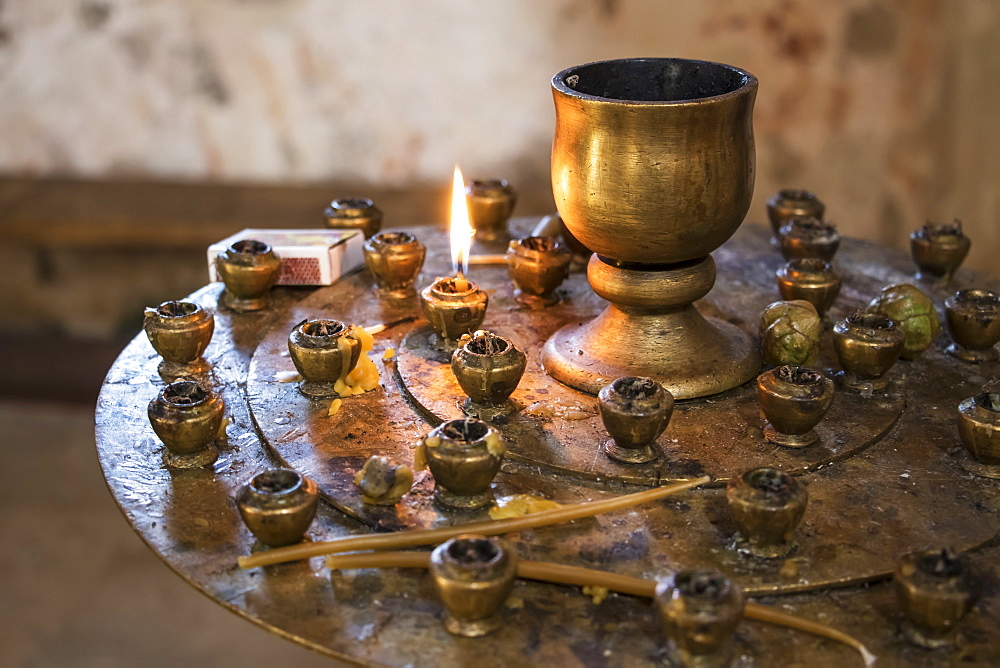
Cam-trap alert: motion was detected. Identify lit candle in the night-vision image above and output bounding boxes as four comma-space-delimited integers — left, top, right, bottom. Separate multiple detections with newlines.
450, 165, 474, 291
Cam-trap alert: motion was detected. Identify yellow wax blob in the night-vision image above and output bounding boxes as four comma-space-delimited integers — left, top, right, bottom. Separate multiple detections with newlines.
524, 398, 595, 421
488, 494, 563, 520
582, 585, 609, 605
275, 371, 303, 383
327, 398, 343, 416
332, 324, 380, 397
484, 430, 505, 458
382, 348, 396, 361
411, 435, 439, 472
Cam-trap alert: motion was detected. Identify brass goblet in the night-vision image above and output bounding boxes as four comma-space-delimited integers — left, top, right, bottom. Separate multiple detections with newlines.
541, 58, 759, 398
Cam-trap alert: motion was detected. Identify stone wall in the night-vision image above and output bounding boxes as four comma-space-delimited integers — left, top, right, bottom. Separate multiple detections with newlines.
0, 0, 996, 273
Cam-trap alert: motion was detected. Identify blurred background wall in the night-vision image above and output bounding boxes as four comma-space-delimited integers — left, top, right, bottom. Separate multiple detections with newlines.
1, 0, 998, 381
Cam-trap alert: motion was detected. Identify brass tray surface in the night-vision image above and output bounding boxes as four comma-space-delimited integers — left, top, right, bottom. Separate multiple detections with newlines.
97, 219, 1000, 666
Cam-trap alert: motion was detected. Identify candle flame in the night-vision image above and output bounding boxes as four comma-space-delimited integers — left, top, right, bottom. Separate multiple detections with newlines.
450, 165, 474, 277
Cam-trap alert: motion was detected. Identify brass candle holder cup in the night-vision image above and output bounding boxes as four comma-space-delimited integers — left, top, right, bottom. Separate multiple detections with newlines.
363, 231, 426, 299
143, 300, 214, 380
726, 467, 808, 559
766, 189, 825, 238
429, 535, 518, 637
323, 197, 382, 238
945, 289, 1000, 363
287, 319, 362, 398
147, 380, 224, 469
465, 179, 517, 245
866, 283, 940, 360
598, 376, 674, 464
895, 549, 977, 649
421, 418, 505, 510
451, 331, 527, 420
957, 390, 1000, 479
506, 236, 572, 307
419, 276, 489, 349
530, 212, 592, 266
833, 312, 905, 393
756, 366, 834, 448
215, 239, 282, 312
655, 569, 745, 667
910, 220, 970, 285
235, 468, 319, 548
541, 58, 759, 399
778, 218, 840, 262
776, 258, 841, 318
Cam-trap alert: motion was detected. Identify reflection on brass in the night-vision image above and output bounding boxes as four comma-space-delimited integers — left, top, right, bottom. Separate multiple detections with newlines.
766, 189, 825, 238
506, 236, 572, 307
215, 239, 282, 312
363, 231, 426, 299
451, 331, 527, 420
429, 535, 517, 637
832, 312, 905, 393
236, 468, 319, 548
323, 197, 382, 239
759, 300, 821, 367
865, 283, 939, 360
776, 258, 841, 317
655, 569, 745, 667
541, 58, 759, 399
143, 300, 214, 380
147, 380, 223, 469
287, 319, 362, 398
597, 376, 674, 464
895, 549, 977, 649
465, 179, 516, 244
757, 366, 834, 448
422, 418, 505, 510
726, 467, 807, 559
957, 390, 1000, 479
910, 220, 970, 285
354, 455, 414, 505
945, 289, 1000, 363
778, 218, 840, 262
419, 277, 489, 349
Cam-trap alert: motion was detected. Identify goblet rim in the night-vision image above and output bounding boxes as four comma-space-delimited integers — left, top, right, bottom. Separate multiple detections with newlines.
552, 57, 757, 106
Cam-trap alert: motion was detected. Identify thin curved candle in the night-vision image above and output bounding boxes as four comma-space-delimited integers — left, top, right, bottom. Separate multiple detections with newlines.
325, 551, 875, 667
238, 476, 710, 569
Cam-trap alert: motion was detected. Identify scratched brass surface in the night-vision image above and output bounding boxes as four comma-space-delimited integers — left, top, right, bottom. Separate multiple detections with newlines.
97, 219, 1000, 666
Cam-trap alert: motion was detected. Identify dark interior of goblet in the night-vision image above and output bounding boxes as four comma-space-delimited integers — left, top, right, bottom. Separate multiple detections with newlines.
446, 537, 500, 566
562, 59, 748, 101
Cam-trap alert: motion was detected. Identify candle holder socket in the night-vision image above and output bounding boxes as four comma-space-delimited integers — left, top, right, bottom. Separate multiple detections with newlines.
655, 569, 745, 667
287, 319, 362, 398
143, 300, 215, 380
506, 236, 572, 307
422, 418, 505, 510
147, 380, 224, 469
895, 548, 977, 649
957, 391, 1000, 479
598, 376, 674, 464
466, 179, 517, 244
323, 197, 382, 239
215, 239, 282, 312
726, 467, 808, 559
757, 366, 834, 448
776, 258, 841, 317
236, 468, 319, 548
945, 289, 1000, 363
778, 218, 840, 262
766, 189, 825, 238
419, 277, 489, 349
451, 331, 527, 420
833, 312, 905, 393
363, 231, 426, 299
910, 220, 970, 285
429, 535, 518, 637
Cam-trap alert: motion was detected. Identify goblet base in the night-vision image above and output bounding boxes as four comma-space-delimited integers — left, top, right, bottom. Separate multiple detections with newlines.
541, 305, 758, 399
